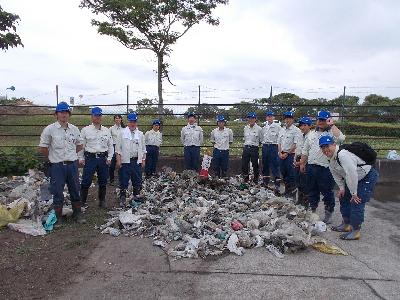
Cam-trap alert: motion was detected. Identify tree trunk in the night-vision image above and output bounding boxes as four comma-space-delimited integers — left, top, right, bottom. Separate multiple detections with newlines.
157, 53, 163, 118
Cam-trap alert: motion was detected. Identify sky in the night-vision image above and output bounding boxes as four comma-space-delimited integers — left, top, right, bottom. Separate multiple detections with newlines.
1, 0, 400, 106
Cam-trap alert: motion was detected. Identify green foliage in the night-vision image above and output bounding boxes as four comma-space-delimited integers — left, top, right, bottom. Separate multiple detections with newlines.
80, 0, 228, 108
0, 5, 23, 51
0, 148, 40, 176
136, 98, 173, 116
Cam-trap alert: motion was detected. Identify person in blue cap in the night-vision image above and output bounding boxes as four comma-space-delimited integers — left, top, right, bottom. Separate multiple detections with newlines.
39, 102, 85, 226
277, 111, 301, 198
144, 119, 163, 177
79, 107, 114, 209
294, 116, 313, 207
261, 111, 282, 193
319, 136, 379, 240
115, 112, 147, 207
210, 115, 233, 178
242, 112, 262, 183
300, 110, 345, 223
180, 112, 203, 171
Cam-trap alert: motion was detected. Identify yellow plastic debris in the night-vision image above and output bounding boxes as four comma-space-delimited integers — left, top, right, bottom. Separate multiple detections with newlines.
0, 202, 26, 228
311, 241, 349, 256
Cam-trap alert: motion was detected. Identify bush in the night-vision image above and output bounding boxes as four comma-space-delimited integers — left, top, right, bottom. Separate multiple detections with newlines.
339, 122, 400, 138
0, 148, 41, 176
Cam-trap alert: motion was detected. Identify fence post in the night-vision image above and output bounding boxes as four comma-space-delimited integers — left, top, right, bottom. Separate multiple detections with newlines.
56, 85, 59, 105
341, 86, 346, 123
126, 85, 129, 114
198, 85, 201, 126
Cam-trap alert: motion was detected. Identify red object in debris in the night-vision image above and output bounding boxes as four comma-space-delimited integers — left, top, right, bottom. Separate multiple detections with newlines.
199, 168, 209, 178
231, 221, 244, 231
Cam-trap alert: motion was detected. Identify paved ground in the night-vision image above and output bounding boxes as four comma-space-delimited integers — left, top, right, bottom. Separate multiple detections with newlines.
57, 200, 400, 300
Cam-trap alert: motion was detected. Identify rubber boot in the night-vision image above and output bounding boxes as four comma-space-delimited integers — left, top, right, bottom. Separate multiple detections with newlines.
302, 193, 309, 209
340, 229, 361, 240
119, 189, 127, 208
80, 187, 89, 208
54, 206, 63, 229
98, 186, 107, 209
71, 202, 86, 224
323, 210, 333, 224
273, 178, 281, 196
262, 176, 270, 188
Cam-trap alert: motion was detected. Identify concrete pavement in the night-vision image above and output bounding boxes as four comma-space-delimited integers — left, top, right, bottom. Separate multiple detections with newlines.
57, 200, 400, 300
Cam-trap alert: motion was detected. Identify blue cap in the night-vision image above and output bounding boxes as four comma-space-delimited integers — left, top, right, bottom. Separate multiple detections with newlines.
216, 115, 226, 122
91, 107, 103, 116
187, 112, 196, 118
317, 110, 331, 120
299, 116, 312, 126
319, 135, 335, 147
247, 112, 257, 118
152, 119, 161, 125
55, 102, 71, 113
127, 112, 138, 122
266, 111, 274, 116
283, 111, 294, 118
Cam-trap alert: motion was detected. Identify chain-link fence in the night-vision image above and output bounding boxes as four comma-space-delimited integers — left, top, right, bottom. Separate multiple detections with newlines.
0, 100, 399, 158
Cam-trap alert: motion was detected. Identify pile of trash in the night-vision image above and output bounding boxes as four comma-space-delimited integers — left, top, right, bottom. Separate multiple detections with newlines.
100, 169, 336, 259
0, 170, 63, 235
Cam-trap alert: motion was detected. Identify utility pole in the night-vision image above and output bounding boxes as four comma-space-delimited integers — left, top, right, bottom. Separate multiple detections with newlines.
126, 85, 129, 114
56, 85, 59, 105
341, 86, 346, 123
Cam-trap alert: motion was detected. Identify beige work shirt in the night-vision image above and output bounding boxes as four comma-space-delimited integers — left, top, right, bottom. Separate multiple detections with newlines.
295, 131, 311, 156
243, 124, 262, 146
261, 121, 282, 144
302, 127, 346, 167
79, 124, 114, 161
109, 124, 123, 145
329, 145, 371, 195
145, 129, 163, 147
210, 127, 234, 150
116, 127, 146, 164
278, 124, 301, 153
38, 121, 82, 163
180, 124, 203, 146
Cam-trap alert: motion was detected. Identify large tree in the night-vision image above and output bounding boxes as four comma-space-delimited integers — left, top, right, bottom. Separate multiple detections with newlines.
80, 0, 228, 114
0, 5, 23, 51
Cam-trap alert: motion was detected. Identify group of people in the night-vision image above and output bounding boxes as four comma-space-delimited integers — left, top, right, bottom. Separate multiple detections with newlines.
39, 101, 379, 240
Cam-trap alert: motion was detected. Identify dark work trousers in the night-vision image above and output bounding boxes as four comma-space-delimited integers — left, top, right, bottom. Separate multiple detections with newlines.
339, 168, 379, 230
81, 154, 109, 189
307, 164, 335, 213
120, 158, 142, 195
262, 144, 280, 185
50, 161, 80, 208
241, 145, 259, 182
109, 144, 120, 182
145, 145, 160, 176
295, 166, 309, 195
212, 148, 229, 178
184, 146, 201, 171
280, 153, 296, 189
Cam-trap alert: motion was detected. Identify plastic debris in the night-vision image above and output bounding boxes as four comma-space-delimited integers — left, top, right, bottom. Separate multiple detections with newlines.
312, 242, 348, 256
387, 150, 400, 160
8, 219, 46, 236
43, 209, 57, 231
266, 244, 285, 259
99, 170, 327, 259
0, 202, 26, 228
101, 227, 121, 237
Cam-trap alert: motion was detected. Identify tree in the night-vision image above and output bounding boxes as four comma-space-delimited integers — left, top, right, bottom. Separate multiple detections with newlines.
80, 0, 229, 114
136, 98, 174, 116
0, 5, 23, 51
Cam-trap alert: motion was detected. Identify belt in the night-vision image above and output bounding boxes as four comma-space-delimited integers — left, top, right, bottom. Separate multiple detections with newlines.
53, 161, 75, 166
244, 145, 258, 148
130, 157, 138, 160
263, 143, 278, 146
84, 151, 108, 158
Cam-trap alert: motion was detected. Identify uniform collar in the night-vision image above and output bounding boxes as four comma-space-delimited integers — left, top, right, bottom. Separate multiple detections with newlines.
315, 125, 332, 132
55, 121, 69, 129
91, 123, 102, 130
331, 145, 340, 162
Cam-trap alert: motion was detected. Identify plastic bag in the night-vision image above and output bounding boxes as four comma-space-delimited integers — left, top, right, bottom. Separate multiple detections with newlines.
312, 242, 348, 255
43, 209, 57, 231
0, 202, 26, 228
8, 219, 46, 236
387, 150, 400, 160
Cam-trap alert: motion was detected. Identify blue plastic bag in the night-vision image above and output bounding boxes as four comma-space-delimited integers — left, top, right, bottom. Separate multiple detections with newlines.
43, 209, 57, 231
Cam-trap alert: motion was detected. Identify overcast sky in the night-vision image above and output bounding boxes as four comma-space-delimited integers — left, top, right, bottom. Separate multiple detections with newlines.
1, 0, 400, 106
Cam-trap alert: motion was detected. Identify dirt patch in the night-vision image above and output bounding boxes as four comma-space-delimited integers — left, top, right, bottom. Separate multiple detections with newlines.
0, 186, 119, 300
